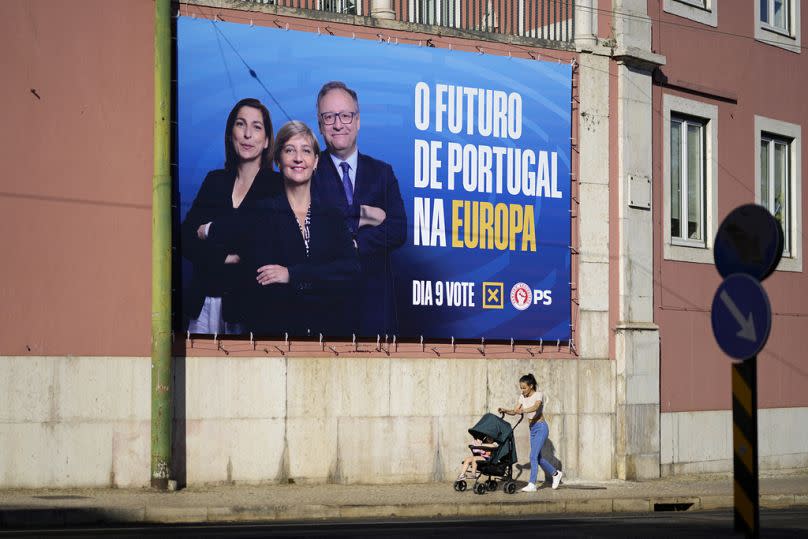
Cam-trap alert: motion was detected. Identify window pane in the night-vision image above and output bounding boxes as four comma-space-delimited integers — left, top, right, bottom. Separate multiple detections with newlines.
761, 0, 769, 23
774, 141, 789, 253
760, 139, 770, 207
687, 123, 702, 240
671, 120, 682, 238
774, 142, 786, 222
774, 0, 786, 29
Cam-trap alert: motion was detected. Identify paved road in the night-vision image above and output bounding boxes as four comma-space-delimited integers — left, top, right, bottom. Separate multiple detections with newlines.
2, 508, 807, 538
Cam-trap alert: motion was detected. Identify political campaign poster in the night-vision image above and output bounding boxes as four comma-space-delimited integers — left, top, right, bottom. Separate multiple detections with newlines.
178, 16, 571, 341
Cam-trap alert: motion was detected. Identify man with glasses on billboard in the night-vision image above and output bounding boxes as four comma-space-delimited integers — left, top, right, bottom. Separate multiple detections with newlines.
314, 81, 407, 338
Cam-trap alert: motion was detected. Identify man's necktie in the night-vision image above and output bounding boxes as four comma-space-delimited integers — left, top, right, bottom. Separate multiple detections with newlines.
339, 161, 354, 205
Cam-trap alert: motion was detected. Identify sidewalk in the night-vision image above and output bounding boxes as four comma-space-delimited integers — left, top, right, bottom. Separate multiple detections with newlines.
1, 471, 807, 528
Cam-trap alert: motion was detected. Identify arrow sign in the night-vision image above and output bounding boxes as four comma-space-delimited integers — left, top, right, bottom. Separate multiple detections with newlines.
711, 274, 772, 361
719, 290, 756, 342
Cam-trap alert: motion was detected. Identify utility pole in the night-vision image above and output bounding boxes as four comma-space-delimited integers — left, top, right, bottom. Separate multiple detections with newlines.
151, 0, 172, 490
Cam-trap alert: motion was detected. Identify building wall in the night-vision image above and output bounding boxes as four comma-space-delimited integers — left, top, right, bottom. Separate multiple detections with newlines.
0, 356, 151, 487
0, 0, 154, 357
652, 1, 808, 474
3, 0, 805, 489
661, 408, 808, 476
0, 355, 615, 487
0, 0, 620, 488
652, 1, 808, 413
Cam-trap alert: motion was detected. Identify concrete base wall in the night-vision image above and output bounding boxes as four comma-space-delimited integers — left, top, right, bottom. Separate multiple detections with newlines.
0, 357, 151, 488
5, 356, 806, 488
1, 356, 615, 488
660, 408, 808, 476
177, 356, 618, 486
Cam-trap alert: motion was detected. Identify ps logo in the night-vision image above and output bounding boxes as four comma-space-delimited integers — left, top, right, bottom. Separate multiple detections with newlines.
510, 283, 553, 310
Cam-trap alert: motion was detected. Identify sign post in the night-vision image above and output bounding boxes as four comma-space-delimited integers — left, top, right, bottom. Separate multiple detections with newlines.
712, 204, 783, 539
711, 274, 771, 538
731, 356, 759, 537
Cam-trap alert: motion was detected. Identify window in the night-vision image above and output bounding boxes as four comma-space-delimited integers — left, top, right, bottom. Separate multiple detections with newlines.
755, 116, 803, 272
663, 0, 717, 27
663, 95, 718, 264
755, 0, 801, 52
670, 117, 706, 244
760, 0, 790, 32
760, 135, 792, 255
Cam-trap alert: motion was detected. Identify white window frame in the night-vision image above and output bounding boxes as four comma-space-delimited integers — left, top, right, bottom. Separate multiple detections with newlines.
755, 0, 801, 53
663, 0, 717, 27
755, 115, 803, 272
663, 94, 718, 264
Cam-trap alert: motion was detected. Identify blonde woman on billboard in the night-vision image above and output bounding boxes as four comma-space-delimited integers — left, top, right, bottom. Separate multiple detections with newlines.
245, 121, 359, 336
181, 98, 280, 334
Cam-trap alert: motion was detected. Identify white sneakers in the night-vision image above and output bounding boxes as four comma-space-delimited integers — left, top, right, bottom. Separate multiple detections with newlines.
521, 471, 563, 492
552, 470, 563, 489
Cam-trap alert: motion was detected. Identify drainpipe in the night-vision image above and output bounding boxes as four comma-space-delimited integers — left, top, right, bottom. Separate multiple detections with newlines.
151, 0, 172, 490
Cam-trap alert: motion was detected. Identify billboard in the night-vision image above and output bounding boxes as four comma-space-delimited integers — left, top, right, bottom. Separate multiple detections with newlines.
178, 16, 571, 341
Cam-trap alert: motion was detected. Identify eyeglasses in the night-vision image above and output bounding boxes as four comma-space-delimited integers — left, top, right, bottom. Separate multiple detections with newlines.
320, 111, 357, 125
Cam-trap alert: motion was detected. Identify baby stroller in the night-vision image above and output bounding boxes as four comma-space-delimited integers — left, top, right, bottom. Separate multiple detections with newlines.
453, 412, 524, 495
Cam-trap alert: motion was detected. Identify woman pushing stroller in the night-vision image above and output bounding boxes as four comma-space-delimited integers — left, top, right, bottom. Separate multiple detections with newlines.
498, 373, 563, 492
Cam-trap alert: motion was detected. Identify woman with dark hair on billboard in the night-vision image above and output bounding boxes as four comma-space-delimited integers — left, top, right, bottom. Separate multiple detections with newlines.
245, 120, 359, 337
181, 98, 280, 334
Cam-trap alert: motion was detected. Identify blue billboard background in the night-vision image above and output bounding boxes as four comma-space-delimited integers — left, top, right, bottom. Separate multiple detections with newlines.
178, 16, 571, 341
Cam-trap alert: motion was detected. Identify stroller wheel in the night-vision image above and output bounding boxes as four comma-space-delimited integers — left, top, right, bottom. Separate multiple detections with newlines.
474, 482, 487, 495
486, 479, 497, 492
454, 480, 467, 492
504, 481, 517, 494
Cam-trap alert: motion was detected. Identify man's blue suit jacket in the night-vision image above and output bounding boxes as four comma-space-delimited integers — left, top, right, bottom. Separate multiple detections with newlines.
314, 151, 407, 336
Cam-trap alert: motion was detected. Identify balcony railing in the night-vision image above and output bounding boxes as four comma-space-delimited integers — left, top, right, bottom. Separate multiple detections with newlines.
244, 1, 575, 43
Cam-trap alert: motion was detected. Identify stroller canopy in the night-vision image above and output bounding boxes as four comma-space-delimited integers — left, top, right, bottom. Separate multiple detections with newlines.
468, 413, 513, 444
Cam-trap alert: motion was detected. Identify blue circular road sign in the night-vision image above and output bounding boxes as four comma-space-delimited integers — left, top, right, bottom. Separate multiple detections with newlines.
714, 204, 783, 281
711, 274, 772, 361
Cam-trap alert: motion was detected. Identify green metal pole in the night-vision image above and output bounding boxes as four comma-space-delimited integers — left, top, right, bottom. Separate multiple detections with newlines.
151, 0, 172, 491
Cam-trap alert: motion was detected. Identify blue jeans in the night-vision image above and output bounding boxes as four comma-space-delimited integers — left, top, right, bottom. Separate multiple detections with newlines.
529, 420, 557, 484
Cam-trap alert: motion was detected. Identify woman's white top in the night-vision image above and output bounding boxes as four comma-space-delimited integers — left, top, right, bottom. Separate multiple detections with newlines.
519, 390, 545, 421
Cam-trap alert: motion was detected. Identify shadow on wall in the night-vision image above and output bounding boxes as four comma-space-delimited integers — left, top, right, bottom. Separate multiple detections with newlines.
544, 439, 562, 475
170, 41, 188, 488
171, 355, 187, 489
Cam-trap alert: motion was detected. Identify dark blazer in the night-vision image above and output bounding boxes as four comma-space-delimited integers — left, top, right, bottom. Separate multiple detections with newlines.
180, 168, 281, 326
242, 190, 360, 337
313, 151, 407, 336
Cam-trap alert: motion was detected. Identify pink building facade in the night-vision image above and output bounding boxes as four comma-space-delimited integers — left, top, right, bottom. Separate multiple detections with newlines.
0, 0, 805, 487
651, 0, 807, 474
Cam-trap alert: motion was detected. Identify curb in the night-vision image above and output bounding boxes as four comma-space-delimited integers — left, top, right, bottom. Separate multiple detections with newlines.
2, 495, 808, 528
